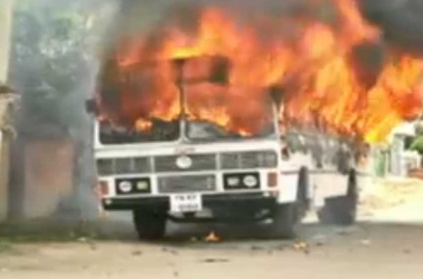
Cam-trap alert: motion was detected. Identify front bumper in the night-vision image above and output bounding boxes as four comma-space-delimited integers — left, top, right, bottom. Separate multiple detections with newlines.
102, 192, 276, 211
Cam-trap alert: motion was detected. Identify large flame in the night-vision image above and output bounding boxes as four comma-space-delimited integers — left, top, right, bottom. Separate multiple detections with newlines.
98, 0, 423, 142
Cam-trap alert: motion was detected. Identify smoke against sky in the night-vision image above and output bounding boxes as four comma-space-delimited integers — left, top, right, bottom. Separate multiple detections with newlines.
358, 0, 423, 54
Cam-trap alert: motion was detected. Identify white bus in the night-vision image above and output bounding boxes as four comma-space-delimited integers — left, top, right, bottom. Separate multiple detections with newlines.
87, 57, 366, 240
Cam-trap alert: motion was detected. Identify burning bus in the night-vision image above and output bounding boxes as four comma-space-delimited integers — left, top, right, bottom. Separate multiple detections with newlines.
86, 0, 423, 239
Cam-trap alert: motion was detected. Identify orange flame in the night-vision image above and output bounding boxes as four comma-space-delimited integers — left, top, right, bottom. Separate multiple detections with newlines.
98, 0, 423, 142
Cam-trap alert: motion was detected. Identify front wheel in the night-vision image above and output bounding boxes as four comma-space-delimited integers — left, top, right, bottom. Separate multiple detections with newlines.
133, 208, 167, 240
271, 203, 299, 239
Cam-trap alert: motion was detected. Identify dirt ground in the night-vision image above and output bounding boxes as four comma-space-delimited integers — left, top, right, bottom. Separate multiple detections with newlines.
1, 177, 423, 279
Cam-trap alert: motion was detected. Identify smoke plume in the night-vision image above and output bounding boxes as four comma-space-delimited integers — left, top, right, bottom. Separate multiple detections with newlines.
358, 0, 423, 55
9, 0, 119, 220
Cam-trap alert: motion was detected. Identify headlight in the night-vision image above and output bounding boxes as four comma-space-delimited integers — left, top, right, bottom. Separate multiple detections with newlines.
136, 181, 149, 191
118, 181, 132, 193
227, 177, 240, 187
243, 175, 258, 188
224, 173, 260, 190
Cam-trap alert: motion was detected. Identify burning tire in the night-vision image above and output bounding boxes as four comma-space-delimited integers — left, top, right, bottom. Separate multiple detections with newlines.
317, 170, 358, 226
271, 203, 299, 239
133, 208, 167, 240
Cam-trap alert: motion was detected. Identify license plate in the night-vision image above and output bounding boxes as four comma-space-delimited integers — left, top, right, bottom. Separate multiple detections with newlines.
170, 193, 203, 213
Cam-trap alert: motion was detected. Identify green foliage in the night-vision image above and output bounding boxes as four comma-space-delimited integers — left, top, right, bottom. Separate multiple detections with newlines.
410, 135, 423, 153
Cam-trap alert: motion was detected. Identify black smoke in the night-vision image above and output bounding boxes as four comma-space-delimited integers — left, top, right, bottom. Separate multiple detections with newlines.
358, 0, 423, 56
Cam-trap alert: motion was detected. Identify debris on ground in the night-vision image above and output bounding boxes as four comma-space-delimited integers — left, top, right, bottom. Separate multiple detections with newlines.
201, 258, 230, 263
311, 234, 328, 246
274, 244, 287, 251
293, 241, 310, 254
89, 242, 97, 251
359, 239, 371, 246
204, 231, 220, 243
250, 245, 265, 251
132, 250, 142, 256
335, 227, 355, 236
162, 247, 179, 255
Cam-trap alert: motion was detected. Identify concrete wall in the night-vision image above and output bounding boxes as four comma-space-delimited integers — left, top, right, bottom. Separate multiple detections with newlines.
21, 139, 75, 219
0, 0, 14, 83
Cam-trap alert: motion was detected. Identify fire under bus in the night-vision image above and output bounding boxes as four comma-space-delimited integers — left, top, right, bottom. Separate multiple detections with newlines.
87, 55, 367, 240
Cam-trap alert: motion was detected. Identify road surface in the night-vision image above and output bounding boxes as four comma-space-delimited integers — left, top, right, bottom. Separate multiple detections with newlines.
1, 177, 423, 279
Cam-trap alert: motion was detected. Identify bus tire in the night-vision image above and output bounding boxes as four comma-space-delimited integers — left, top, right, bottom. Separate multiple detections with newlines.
271, 203, 298, 239
317, 171, 358, 226
133, 208, 167, 240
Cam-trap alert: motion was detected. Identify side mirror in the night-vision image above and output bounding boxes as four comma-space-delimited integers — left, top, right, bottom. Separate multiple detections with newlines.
85, 99, 98, 114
